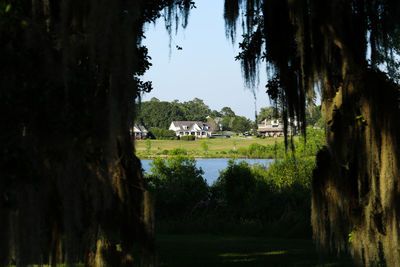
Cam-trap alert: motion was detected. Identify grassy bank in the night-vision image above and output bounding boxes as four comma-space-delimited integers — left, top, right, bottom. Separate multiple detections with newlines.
136, 127, 323, 159
156, 234, 353, 267
135, 137, 288, 158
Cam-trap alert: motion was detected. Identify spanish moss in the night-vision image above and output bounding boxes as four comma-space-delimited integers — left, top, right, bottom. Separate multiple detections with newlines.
225, 0, 400, 265
0, 1, 192, 266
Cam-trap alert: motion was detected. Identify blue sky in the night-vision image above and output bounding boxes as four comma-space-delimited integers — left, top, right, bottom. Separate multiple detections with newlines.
141, 0, 270, 120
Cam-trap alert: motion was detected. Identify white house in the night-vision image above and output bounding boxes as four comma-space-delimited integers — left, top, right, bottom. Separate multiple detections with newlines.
130, 125, 148, 139
169, 121, 212, 138
257, 119, 298, 137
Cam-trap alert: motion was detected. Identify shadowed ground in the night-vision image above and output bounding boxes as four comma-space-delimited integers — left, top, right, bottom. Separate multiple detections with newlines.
156, 235, 353, 266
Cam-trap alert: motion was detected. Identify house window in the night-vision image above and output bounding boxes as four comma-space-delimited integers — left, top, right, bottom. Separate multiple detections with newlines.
185, 132, 189, 135
202, 132, 206, 135
191, 132, 195, 135
179, 132, 183, 135
197, 132, 200, 135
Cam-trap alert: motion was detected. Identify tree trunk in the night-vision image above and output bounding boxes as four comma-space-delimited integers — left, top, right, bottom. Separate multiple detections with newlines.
312, 65, 400, 266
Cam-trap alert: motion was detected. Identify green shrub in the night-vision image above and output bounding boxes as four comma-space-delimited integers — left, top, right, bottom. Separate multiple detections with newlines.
180, 135, 195, 141
210, 156, 315, 235
247, 143, 267, 157
145, 156, 208, 219
168, 148, 187, 155
149, 127, 178, 140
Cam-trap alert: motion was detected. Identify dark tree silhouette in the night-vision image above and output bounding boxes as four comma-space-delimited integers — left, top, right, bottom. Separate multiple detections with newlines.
224, 0, 400, 265
0, 0, 193, 266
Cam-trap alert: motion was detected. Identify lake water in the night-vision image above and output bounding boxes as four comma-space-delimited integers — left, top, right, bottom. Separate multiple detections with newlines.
141, 158, 274, 185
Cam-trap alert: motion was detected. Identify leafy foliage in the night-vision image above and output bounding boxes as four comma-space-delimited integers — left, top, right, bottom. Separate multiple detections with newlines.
145, 156, 209, 218
257, 106, 281, 123
149, 127, 178, 140
246, 127, 324, 158
231, 116, 252, 133
212, 157, 314, 225
147, 155, 315, 238
0, 0, 195, 265
137, 100, 186, 129
137, 98, 254, 133
224, 1, 400, 264
180, 135, 195, 141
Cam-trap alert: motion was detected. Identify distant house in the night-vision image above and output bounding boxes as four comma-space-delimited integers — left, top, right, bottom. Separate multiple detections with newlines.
131, 125, 148, 140
257, 119, 298, 137
169, 121, 212, 138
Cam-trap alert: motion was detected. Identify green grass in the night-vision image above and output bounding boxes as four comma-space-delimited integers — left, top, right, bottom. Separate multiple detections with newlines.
135, 137, 292, 158
156, 234, 353, 267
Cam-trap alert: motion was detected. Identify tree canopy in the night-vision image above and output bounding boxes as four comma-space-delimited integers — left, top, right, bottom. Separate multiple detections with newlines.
0, 0, 195, 266
224, 0, 400, 265
137, 98, 252, 133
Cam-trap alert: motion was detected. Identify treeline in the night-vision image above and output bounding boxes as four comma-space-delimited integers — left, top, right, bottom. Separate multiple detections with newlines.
136, 97, 252, 133
257, 105, 323, 127
145, 155, 315, 237
137, 98, 322, 132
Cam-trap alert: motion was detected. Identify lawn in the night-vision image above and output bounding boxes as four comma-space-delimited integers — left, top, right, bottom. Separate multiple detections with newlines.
135, 137, 291, 158
156, 234, 353, 267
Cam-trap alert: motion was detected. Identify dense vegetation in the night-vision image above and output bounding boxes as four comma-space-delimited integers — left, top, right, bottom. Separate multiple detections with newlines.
145, 155, 315, 238
0, 0, 194, 266
145, 128, 323, 236
137, 97, 254, 133
225, 0, 400, 265
2, 0, 400, 265
148, 127, 178, 140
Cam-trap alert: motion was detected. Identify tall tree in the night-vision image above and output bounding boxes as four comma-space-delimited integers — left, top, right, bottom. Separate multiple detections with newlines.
225, 0, 400, 265
257, 106, 280, 123
232, 116, 252, 133
0, 1, 194, 266
137, 101, 185, 129
181, 97, 211, 121
220, 106, 236, 117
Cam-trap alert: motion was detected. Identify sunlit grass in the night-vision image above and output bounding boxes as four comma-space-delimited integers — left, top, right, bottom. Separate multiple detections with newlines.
219, 250, 287, 257
135, 137, 294, 158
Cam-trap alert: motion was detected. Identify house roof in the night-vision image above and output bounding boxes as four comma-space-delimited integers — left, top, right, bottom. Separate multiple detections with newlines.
134, 125, 148, 133
171, 121, 209, 131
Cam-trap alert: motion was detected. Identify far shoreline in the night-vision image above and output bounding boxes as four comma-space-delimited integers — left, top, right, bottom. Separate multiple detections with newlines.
138, 155, 276, 160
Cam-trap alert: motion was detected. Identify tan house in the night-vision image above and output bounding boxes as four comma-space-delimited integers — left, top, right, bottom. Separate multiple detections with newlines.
169, 121, 212, 138
257, 119, 298, 137
131, 125, 148, 140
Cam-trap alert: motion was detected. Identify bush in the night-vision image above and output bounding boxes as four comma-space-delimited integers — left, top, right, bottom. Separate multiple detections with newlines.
180, 135, 195, 141
247, 143, 267, 157
210, 156, 315, 236
149, 127, 178, 140
168, 148, 187, 155
145, 156, 209, 219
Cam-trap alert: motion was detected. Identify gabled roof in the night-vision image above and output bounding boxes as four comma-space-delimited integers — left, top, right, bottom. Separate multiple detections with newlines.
133, 125, 148, 133
171, 121, 209, 131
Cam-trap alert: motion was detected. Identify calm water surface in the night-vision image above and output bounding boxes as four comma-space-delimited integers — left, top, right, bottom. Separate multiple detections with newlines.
141, 158, 274, 185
